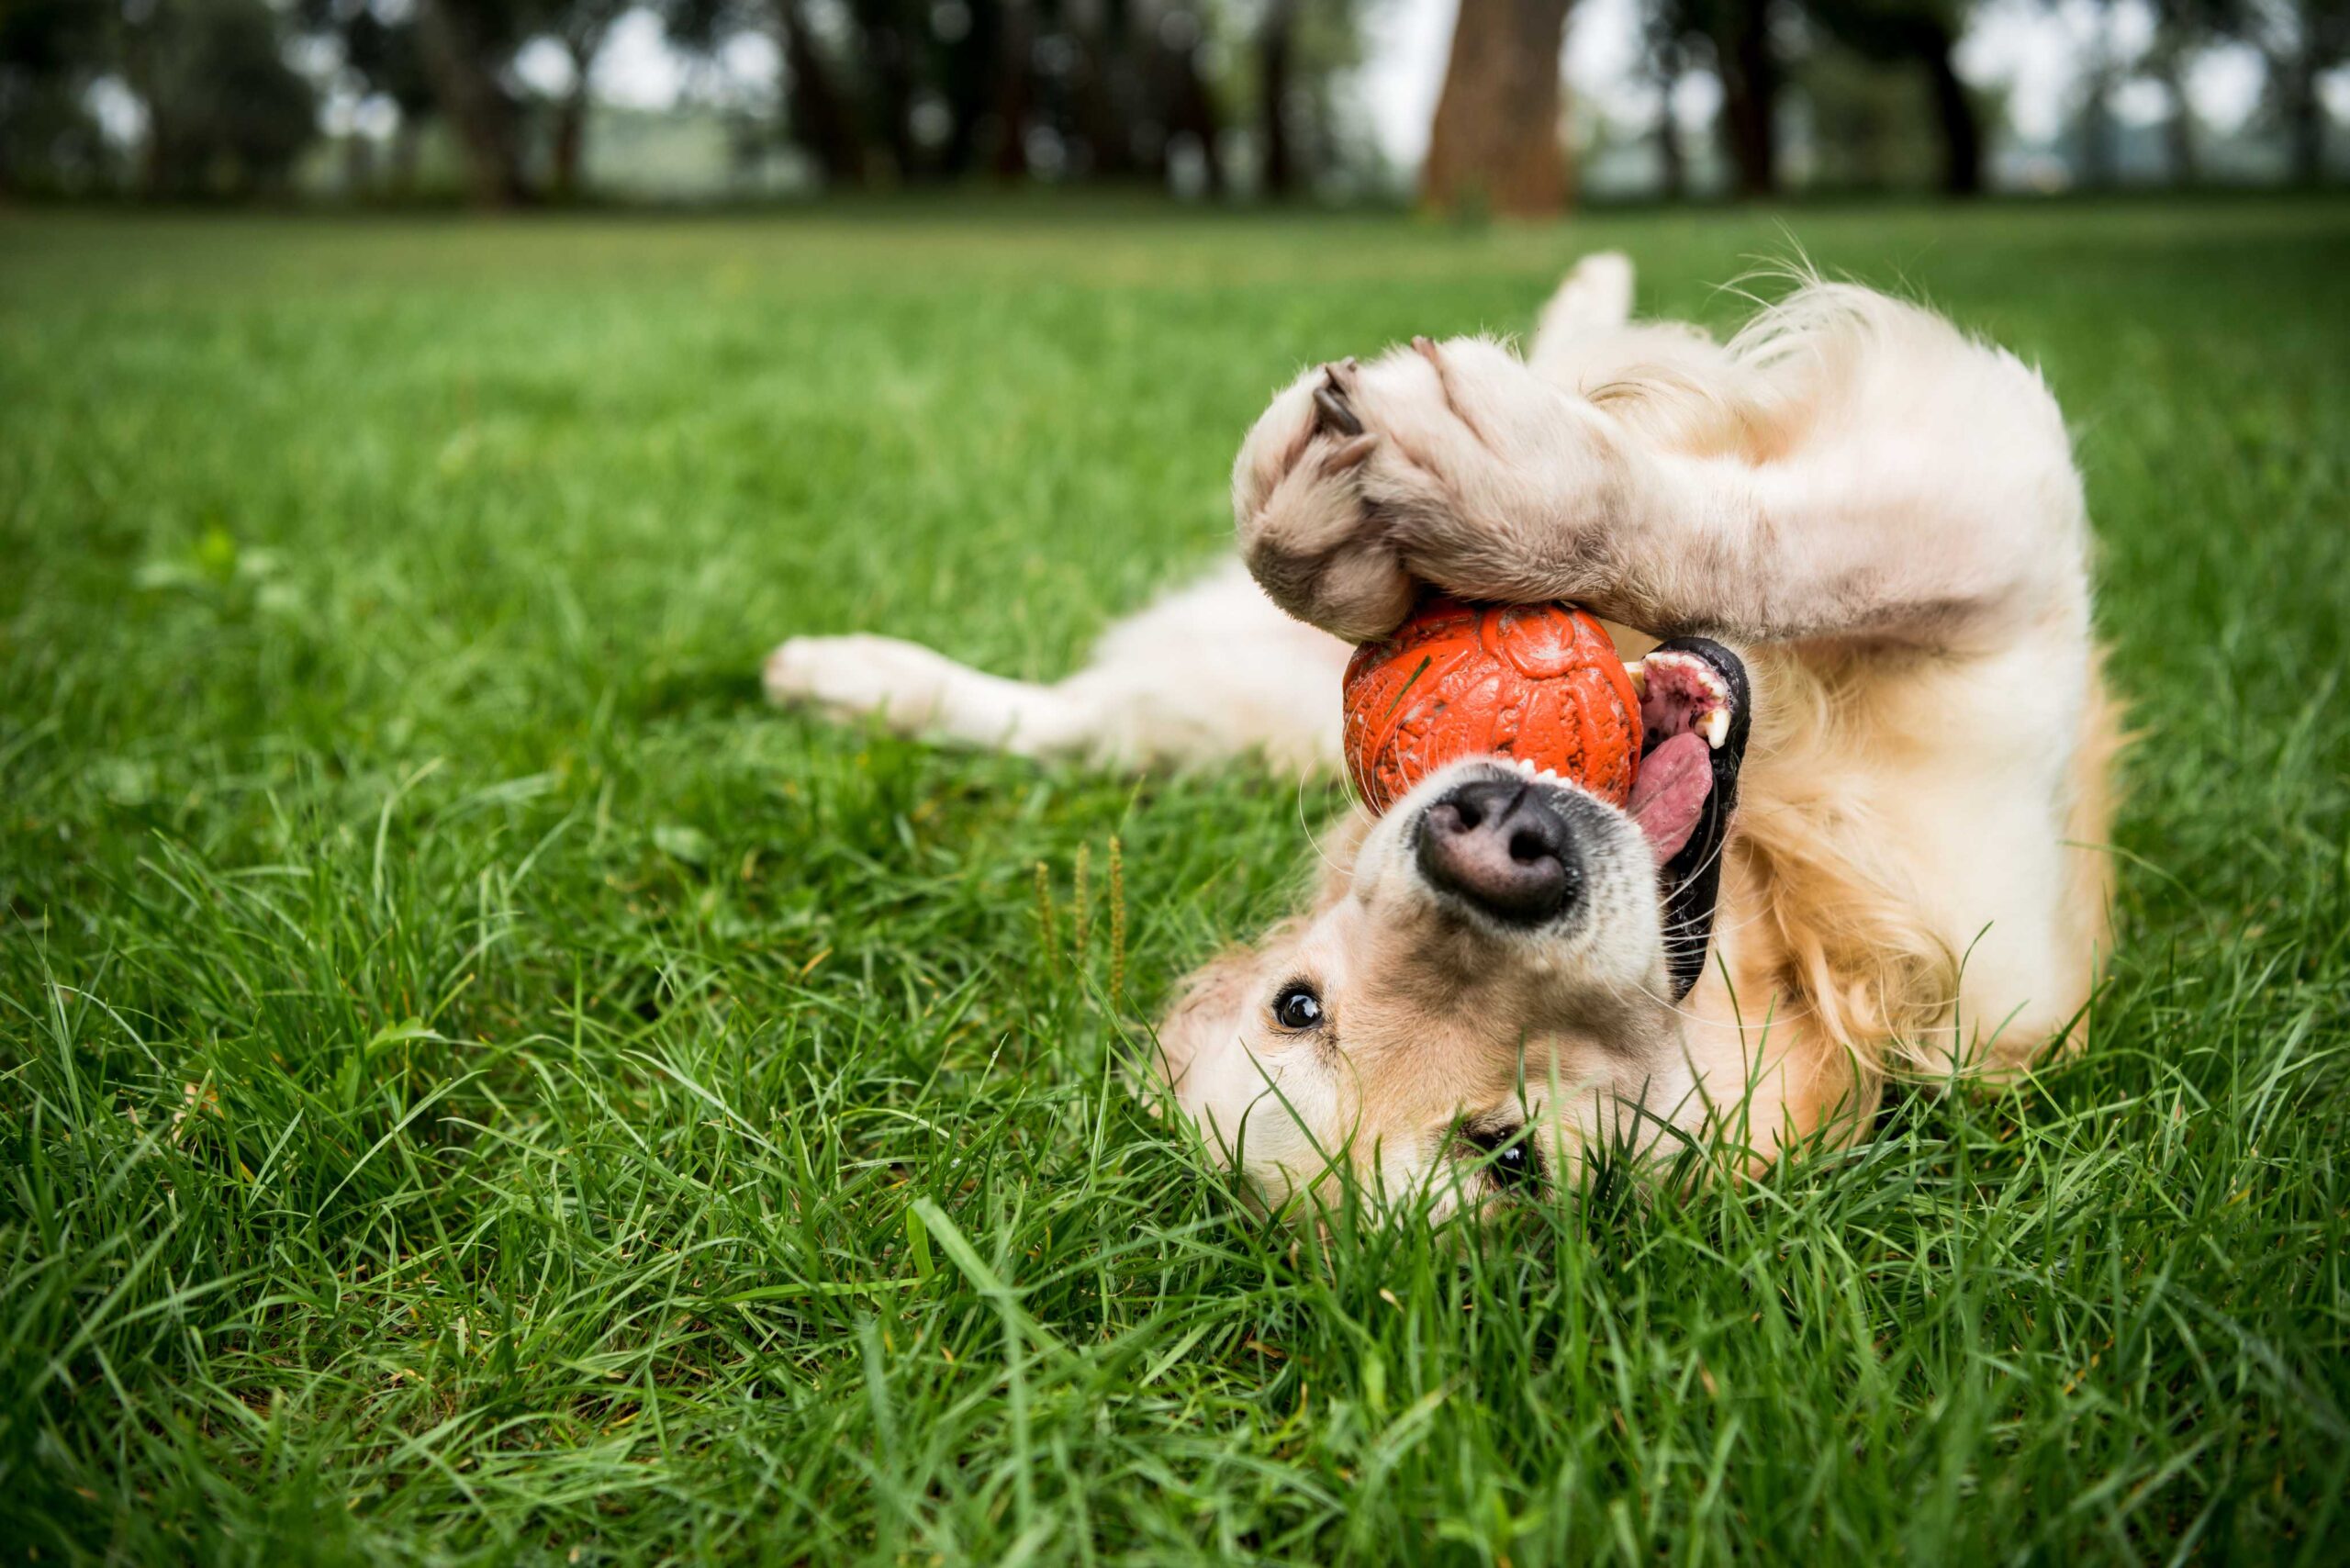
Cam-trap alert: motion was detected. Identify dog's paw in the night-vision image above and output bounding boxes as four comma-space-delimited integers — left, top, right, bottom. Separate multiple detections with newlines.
763, 634, 952, 728
1234, 337, 1607, 640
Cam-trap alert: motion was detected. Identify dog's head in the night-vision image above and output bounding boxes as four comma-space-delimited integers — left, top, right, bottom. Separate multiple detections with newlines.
1155, 638, 1751, 1217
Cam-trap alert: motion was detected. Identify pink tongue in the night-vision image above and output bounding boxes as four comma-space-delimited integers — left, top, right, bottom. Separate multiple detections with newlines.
1628, 733, 1713, 863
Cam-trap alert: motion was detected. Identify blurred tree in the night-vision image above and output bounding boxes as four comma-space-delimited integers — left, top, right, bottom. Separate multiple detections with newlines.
413, 0, 538, 202
1804, 0, 1983, 194
780, 0, 871, 184
120, 0, 319, 196
926, 0, 1008, 176
1423, 0, 1574, 214
849, 0, 922, 180
1639, 0, 1695, 197
1258, 0, 1298, 192
0, 0, 110, 194
2065, 0, 2123, 185
986, 0, 1034, 176
297, 0, 440, 193
2141, 0, 2227, 182
1793, 32, 1952, 186
1249, 0, 1366, 196
1707, 0, 1781, 196
2241, 0, 2347, 182
549, 0, 624, 196
1068, 0, 1142, 178
1640, 0, 1783, 196
662, 0, 1247, 193
1147, 0, 1223, 192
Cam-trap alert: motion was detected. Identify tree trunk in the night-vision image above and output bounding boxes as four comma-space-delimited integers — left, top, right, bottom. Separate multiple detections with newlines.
1656, 100, 1684, 198
2075, 2, 2119, 189
551, 86, 588, 199
2077, 58, 2116, 187
2157, 56, 2197, 185
1651, 33, 1684, 201
390, 117, 422, 195
342, 127, 376, 197
550, 24, 612, 202
118, 24, 173, 197
2282, 52, 2323, 185
778, 0, 866, 186
990, 0, 1034, 179
934, 0, 993, 177
1923, 25, 1981, 196
1422, 0, 1574, 216
1259, 0, 1298, 196
1070, 0, 1139, 179
1162, 35, 1225, 195
858, 14, 920, 182
416, 0, 529, 206
1713, 0, 1777, 198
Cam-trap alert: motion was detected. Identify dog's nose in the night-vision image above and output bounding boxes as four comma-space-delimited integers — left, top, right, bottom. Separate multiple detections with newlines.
1416, 778, 1580, 924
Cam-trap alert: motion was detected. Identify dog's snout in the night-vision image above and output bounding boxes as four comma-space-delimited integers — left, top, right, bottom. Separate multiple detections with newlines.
1416, 778, 1581, 924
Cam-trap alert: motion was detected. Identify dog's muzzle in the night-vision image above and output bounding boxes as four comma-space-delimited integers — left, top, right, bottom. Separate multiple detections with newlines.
1416, 777, 1584, 925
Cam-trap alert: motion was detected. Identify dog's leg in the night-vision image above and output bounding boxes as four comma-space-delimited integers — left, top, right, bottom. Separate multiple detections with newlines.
1525, 252, 1635, 381
1235, 286, 2087, 652
767, 563, 1351, 773
765, 633, 1098, 756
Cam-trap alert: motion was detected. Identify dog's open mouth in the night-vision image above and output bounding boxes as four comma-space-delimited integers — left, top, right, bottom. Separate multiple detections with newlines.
1625, 647, 1737, 863
1626, 638, 1752, 999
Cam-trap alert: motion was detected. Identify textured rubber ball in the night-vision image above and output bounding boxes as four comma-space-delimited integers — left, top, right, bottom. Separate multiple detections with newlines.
1341, 596, 1642, 816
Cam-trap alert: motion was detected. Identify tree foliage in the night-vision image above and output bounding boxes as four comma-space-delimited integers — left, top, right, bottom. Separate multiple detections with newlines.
0, 0, 2333, 201
2, 0, 315, 196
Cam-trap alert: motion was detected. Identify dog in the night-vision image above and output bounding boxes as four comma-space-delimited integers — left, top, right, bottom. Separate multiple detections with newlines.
766, 253, 2121, 1217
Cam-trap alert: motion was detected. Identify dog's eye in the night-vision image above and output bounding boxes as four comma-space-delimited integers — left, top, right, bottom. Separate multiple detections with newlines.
1270, 982, 1323, 1031
1462, 1125, 1544, 1193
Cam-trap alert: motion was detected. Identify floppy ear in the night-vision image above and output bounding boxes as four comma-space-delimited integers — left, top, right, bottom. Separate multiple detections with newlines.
1304, 808, 1375, 914
1150, 809, 1366, 1092
1151, 946, 1259, 1091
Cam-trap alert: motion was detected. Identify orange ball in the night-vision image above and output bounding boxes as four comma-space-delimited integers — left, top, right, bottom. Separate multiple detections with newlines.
1342, 597, 1642, 816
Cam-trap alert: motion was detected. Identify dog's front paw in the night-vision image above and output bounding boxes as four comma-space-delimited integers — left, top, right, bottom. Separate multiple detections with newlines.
1234, 338, 1608, 641
1231, 357, 1416, 642
764, 633, 952, 728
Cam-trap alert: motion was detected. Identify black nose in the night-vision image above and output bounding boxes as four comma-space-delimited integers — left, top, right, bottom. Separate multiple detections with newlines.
1416, 778, 1581, 924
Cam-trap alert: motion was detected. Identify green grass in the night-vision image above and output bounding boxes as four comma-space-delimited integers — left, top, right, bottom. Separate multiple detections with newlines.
1, 198, 2345, 1563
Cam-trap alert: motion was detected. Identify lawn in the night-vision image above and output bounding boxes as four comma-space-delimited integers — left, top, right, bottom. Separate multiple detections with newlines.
2, 198, 2345, 1563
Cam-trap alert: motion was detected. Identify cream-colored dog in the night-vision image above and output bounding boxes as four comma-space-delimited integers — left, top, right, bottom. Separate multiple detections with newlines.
767, 254, 2120, 1216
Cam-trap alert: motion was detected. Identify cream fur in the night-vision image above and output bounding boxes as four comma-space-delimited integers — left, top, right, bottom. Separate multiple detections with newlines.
767, 254, 2120, 1217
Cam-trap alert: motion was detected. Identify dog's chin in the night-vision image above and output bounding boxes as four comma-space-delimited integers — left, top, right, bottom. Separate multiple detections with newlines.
1353, 757, 1673, 1026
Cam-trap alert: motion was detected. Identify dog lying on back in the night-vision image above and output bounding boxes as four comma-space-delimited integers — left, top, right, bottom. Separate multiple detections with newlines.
767, 254, 2121, 1216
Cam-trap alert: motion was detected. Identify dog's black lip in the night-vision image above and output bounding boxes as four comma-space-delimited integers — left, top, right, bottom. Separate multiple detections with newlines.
1645, 637, 1751, 1002
1458, 1118, 1546, 1194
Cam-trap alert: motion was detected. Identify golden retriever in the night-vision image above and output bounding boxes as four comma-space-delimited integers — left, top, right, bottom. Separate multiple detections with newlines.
766, 254, 2121, 1217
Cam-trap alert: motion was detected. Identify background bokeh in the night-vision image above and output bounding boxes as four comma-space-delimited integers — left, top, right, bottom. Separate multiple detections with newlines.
1, 0, 2344, 207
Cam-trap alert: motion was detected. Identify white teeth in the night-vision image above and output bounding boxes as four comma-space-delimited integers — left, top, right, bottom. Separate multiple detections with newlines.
1638, 649, 1733, 747
1623, 661, 1648, 695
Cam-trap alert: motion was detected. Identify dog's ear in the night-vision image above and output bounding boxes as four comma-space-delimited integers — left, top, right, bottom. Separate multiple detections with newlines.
1148, 813, 1362, 1097
1304, 809, 1375, 915
1150, 946, 1259, 1092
